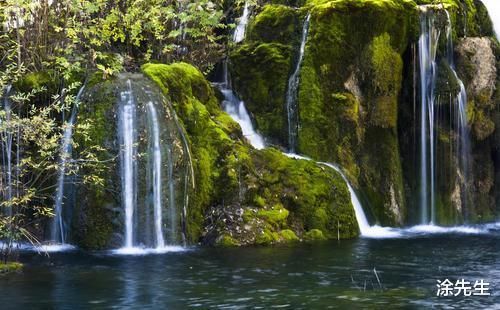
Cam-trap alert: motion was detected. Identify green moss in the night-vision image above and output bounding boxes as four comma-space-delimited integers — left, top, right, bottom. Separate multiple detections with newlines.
248, 5, 299, 45
280, 229, 300, 241
304, 228, 326, 241
142, 62, 212, 107
15, 71, 55, 92
250, 148, 359, 238
363, 33, 403, 128
0, 262, 22, 274
256, 204, 290, 226
143, 62, 254, 243
230, 42, 292, 144
145, 62, 360, 245
254, 195, 267, 207
217, 234, 241, 247
255, 229, 281, 245
472, 109, 495, 140
435, 60, 461, 98
72, 78, 117, 249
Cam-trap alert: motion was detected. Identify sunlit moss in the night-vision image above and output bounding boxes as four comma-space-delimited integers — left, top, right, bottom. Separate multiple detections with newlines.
304, 228, 326, 241
0, 262, 22, 274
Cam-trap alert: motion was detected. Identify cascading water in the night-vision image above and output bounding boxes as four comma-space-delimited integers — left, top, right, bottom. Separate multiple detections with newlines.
418, 7, 470, 224
219, 85, 265, 150
146, 101, 165, 248
51, 85, 86, 244
113, 75, 190, 254
418, 7, 439, 223
286, 13, 310, 152
481, 0, 500, 40
226, 9, 373, 235
418, 8, 440, 224
1, 85, 13, 216
118, 80, 138, 249
445, 11, 470, 216
320, 163, 370, 234
233, 2, 250, 43
216, 49, 265, 148
285, 153, 406, 238
214, 1, 265, 150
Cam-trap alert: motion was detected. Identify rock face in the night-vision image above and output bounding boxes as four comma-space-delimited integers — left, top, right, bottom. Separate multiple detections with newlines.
65, 0, 500, 248
457, 38, 497, 100
231, 0, 416, 226
457, 37, 497, 140
455, 37, 499, 221
143, 63, 359, 246
230, 0, 500, 226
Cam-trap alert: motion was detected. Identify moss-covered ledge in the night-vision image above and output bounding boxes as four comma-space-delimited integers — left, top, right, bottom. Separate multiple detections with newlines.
143, 62, 359, 246
0, 262, 23, 274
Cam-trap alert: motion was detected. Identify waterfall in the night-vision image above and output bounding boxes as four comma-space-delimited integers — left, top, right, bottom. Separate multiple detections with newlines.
286, 13, 310, 152
319, 162, 370, 234
216, 60, 265, 149
1, 85, 13, 216
481, 0, 500, 40
445, 11, 470, 216
113, 75, 190, 253
51, 85, 85, 244
214, 1, 265, 150
118, 80, 138, 249
233, 2, 250, 43
146, 102, 165, 248
418, 8, 440, 224
284, 153, 371, 235
165, 96, 194, 245
418, 8, 470, 224
220, 88, 265, 150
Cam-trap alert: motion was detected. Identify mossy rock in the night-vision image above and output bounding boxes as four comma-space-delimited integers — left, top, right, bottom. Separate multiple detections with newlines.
15, 71, 56, 92
280, 229, 300, 242
72, 78, 118, 249
73, 72, 191, 249
297, 0, 411, 225
230, 42, 292, 144
255, 229, 281, 245
216, 234, 241, 247
256, 204, 290, 226
303, 228, 326, 241
145, 62, 359, 246
0, 262, 23, 274
248, 4, 299, 45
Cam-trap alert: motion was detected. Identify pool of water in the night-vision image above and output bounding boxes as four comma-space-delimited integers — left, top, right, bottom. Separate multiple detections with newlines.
1, 229, 500, 309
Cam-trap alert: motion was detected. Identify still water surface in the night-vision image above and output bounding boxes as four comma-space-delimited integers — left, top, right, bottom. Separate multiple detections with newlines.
1, 229, 500, 309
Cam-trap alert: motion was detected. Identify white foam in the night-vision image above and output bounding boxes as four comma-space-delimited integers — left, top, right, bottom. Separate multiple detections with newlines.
360, 225, 403, 239
284, 153, 311, 161
0, 242, 77, 252
360, 224, 490, 240
112, 246, 187, 256
484, 222, 500, 230
36, 244, 77, 252
405, 224, 486, 235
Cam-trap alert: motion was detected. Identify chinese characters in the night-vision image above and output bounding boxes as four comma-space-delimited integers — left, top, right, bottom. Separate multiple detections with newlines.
436, 279, 490, 297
